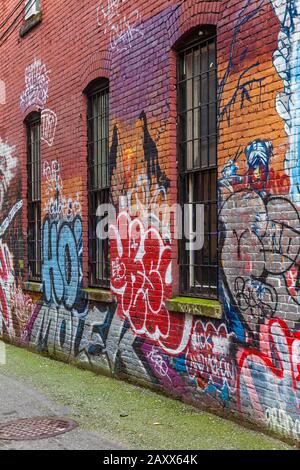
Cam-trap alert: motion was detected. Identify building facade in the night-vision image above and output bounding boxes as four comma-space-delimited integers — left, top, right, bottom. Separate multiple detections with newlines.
1, 0, 300, 442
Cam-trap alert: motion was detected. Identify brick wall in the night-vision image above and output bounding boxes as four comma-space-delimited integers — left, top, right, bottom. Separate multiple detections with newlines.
1, 0, 300, 443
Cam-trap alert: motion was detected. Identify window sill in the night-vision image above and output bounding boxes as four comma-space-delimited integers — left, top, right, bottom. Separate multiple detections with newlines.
166, 296, 222, 319
82, 288, 112, 303
20, 12, 42, 38
21, 281, 43, 293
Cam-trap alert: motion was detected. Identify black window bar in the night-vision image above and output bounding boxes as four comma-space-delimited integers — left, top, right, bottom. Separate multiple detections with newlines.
87, 79, 110, 288
177, 27, 218, 299
27, 113, 42, 282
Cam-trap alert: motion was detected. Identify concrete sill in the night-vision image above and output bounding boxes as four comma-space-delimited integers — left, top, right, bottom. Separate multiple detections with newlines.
166, 296, 222, 319
20, 12, 42, 38
82, 288, 113, 303
21, 281, 43, 293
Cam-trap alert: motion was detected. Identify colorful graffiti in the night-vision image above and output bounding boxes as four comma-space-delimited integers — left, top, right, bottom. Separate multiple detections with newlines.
0, 139, 17, 211
186, 321, 236, 403
270, 0, 300, 202
0, 198, 35, 340
43, 161, 81, 221
217, 0, 300, 439
237, 318, 300, 436
4, 0, 300, 445
0, 148, 32, 340
110, 210, 192, 354
41, 159, 85, 314
42, 216, 84, 311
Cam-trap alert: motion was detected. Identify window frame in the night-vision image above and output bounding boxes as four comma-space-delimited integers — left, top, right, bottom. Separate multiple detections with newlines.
26, 112, 42, 282
86, 78, 110, 289
177, 26, 218, 300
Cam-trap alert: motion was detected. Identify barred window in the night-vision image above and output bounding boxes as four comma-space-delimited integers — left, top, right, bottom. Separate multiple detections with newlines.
27, 113, 41, 281
177, 27, 218, 298
87, 79, 110, 288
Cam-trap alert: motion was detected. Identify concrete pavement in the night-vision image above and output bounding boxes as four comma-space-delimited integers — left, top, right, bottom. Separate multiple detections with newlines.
0, 371, 123, 450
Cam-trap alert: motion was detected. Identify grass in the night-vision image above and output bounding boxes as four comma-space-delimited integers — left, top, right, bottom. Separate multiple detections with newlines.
0, 344, 295, 450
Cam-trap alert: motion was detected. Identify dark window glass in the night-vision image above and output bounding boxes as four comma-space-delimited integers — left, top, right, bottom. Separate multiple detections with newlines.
87, 79, 110, 287
27, 113, 41, 281
178, 27, 218, 298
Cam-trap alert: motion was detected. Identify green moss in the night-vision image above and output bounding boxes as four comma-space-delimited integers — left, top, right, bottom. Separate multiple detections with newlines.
168, 297, 221, 307
166, 297, 222, 319
0, 344, 294, 450
82, 288, 112, 303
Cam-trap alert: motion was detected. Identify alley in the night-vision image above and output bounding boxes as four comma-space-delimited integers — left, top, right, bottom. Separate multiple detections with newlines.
0, 344, 294, 451
0, 362, 122, 450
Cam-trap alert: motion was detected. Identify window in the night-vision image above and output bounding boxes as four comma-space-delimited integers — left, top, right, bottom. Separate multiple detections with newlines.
27, 113, 41, 281
87, 79, 110, 288
25, 0, 40, 20
177, 27, 218, 298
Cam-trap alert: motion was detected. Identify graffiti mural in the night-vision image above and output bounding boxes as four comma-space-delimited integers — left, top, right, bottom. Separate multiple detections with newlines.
110, 112, 171, 240
42, 216, 84, 311
270, 0, 300, 202
4, 0, 300, 446
43, 161, 81, 221
41, 160, 85, 315
0, 137, 31, 340
237, 319, 300, 435
217, 0, 300, 440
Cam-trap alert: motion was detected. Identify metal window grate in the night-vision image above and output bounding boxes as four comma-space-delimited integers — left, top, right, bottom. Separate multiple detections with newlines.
178, 27, 218, 299
87, 80, 110, 288
27, 113, 41, 282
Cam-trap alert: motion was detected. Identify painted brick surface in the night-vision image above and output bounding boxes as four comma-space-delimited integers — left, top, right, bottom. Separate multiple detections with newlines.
1, 0, 300, 442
